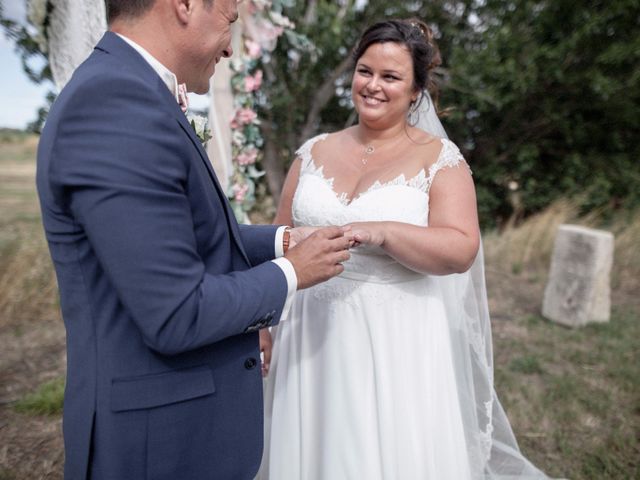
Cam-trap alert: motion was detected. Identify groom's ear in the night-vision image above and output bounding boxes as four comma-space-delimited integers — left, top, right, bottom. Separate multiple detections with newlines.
173, 0, 195, 24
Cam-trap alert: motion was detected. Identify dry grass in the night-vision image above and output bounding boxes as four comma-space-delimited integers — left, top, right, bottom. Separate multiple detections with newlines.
0, 131, 638, 479
0, 131, 65, 480
484, 198, 640, 308
482, 200, 640, 479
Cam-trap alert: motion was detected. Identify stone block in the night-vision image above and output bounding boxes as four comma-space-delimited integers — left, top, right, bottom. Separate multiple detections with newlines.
542, 224, 614, 327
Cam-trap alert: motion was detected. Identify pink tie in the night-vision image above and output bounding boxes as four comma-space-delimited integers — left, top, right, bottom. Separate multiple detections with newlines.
177, 83, 189, 113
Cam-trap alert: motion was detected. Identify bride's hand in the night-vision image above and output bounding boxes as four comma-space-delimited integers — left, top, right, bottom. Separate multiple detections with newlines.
289, 225, 355, 248
347, 222, 386, 247
289, 226, 318, 249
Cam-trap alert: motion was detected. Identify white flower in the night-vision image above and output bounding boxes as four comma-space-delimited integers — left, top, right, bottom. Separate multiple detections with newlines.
187, 114, 212, 145
232, 130, 247, 147
230, 58, 246, 73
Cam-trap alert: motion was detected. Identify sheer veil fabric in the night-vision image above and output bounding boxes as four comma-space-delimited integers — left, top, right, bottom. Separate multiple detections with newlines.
414, 92, 548, 478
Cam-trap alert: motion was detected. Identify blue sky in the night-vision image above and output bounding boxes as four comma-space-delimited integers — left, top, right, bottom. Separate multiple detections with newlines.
0, 0, 50, 129
0, 1, 209, 130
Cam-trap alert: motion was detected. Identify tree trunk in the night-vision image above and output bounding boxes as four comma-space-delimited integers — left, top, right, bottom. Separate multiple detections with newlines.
299, 54, 353, 145
261, 119, 286, 207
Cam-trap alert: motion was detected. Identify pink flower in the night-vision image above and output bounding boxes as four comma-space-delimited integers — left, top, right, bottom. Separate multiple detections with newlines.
236, 148, 258, 166
245, 40, 262, 59
235, 107, 258, 125
232, 183, 249, 202
244, 70, 263, 92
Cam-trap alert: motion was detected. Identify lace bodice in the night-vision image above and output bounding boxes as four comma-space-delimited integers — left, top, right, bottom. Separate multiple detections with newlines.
292, 133, 468, 228
291, 133, 468, 282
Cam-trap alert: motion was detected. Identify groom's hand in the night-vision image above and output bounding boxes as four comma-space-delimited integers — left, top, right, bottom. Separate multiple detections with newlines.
285, 226, 352, 289
288, 226, 318, 249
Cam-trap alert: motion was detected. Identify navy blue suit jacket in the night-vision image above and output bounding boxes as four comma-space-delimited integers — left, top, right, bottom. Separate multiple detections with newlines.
36, 32, 288, 480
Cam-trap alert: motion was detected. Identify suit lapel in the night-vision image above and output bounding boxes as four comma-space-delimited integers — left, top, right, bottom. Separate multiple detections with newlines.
173, 110, 251, 265
94, 32, 251, 265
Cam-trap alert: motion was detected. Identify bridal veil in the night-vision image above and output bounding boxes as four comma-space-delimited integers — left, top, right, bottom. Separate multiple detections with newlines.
412, 92, 548, 479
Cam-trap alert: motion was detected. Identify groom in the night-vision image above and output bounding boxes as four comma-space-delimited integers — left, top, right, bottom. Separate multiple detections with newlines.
36, 0, 350, 478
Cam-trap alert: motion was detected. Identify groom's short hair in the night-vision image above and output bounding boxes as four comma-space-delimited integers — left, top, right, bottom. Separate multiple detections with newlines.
107, 0, 214, 23
106, 0, 156, 22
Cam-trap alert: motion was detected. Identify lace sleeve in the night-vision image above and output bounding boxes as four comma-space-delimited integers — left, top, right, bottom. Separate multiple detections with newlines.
295, 133, 329, 174
425, 138, 472, 193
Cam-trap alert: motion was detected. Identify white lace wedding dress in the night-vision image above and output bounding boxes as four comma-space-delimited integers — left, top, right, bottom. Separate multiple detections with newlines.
259, 134, 548, 479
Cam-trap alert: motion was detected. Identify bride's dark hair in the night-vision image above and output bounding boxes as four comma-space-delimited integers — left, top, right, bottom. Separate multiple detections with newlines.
352, 19, 442, 113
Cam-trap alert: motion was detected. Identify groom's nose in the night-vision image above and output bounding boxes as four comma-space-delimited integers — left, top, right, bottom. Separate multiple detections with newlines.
222, 46, 233, 58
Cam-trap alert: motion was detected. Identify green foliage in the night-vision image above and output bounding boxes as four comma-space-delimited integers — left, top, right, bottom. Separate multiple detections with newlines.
263, 0, 640, 225
14, 377, 64, 416
3, 1, 638, 221
443, 0, 640, 225
259, 2, 455, 167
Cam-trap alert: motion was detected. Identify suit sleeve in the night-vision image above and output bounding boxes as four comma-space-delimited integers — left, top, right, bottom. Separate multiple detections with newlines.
47, 74, 288, 355
238, 224, 280, 265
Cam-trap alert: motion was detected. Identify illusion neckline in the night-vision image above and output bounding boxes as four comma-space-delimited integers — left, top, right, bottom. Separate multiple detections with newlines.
307, 165, 429, 207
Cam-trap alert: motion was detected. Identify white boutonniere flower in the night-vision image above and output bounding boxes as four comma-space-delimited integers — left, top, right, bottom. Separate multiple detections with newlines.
187, 114, 212, 146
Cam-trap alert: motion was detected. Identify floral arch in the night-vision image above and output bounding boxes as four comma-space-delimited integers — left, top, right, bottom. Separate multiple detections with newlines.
27, 0, 298, 222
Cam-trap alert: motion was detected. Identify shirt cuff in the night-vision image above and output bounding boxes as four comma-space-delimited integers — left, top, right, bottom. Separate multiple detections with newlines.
274, 226, 289, 258
271, 257, 297, 322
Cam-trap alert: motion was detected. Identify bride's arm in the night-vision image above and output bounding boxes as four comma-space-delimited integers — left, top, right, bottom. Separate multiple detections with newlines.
273, 159, 320, 246
351, 164, 480, 275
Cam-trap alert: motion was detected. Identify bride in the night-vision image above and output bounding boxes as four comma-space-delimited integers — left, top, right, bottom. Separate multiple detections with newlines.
258, 18, 548, 479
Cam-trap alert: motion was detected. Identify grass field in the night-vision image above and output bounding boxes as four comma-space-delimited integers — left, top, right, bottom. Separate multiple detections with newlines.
0, 130, 638, 479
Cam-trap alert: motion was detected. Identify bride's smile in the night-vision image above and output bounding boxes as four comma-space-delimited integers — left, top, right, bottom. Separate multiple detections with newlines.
362, 95, 385, 106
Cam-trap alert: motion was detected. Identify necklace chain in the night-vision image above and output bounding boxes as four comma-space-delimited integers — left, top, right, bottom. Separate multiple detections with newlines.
361, 145, 375, 165
358, 130, 406, 166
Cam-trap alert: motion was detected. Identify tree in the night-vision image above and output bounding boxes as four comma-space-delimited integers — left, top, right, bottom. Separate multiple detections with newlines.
0, 1, 55, 132
258, 0, 471, 205
446, 0, 640, 224
261, 0, 640, 225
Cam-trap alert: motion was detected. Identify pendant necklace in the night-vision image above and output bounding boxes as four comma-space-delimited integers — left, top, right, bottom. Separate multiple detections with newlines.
361, 145, 375, 165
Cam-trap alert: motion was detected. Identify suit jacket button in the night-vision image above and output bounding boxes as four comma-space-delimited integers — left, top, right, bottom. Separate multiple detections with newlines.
244, 358, 257, 370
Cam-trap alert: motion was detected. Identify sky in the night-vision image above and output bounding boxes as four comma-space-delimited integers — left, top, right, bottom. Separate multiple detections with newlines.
0, 0, 209, 130
0, 0, 50, 129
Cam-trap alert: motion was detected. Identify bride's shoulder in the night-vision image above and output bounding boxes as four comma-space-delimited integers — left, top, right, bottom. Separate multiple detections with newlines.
435, 137, 466, 166
295, 129, 352, 160
295, 132, 330, 157
406, 128, 467, 172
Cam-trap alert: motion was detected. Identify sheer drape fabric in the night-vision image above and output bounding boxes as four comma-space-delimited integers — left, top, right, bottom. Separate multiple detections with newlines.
415, 93, 547, 478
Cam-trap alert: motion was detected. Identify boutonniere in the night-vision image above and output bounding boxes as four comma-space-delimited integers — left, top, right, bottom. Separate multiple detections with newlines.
178, 83, 212, 146
188, 114, 212, 146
